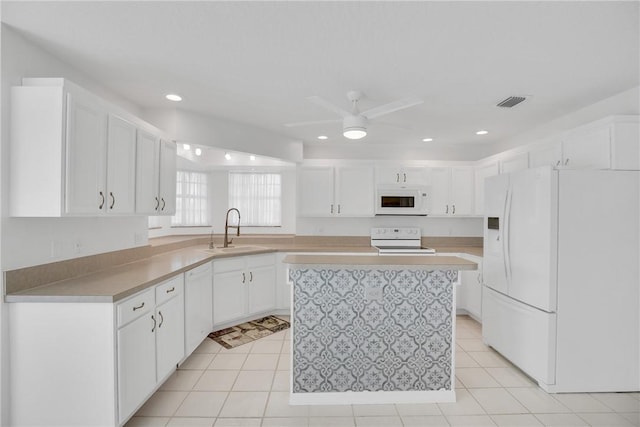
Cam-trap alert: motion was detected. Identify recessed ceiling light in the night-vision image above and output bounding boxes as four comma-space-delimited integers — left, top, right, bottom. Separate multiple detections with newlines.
317, 135, 328, 140
476, 130, 489, 135
422, 138, 433, 142
195, 148, 202, 156
250, 155, 256, 161
165, 94, 182, 102
183, 143, 190, 150
224, 153, 231, 160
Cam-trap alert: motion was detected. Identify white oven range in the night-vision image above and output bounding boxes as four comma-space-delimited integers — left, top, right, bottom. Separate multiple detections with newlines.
371, 227, 435, 255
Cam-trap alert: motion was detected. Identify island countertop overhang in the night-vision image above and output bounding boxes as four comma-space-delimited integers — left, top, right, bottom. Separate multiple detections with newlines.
283, 254, 477, 270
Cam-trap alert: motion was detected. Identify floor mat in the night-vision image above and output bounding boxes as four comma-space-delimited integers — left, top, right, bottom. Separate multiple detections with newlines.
208, 315, 290, 349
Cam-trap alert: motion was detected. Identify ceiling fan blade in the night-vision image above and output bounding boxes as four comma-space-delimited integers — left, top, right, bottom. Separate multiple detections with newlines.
361, 98, 423, 119
307, 96, 351, 118
284, 118, 341, 128
373, 121, 413, 131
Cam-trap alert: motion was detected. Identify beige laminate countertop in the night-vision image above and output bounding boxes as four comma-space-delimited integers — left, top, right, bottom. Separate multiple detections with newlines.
5, 243, 481, 303
284, 254, 478, 270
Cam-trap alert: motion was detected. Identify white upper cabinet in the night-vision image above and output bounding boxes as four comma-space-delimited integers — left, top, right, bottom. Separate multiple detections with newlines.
376, 166, 426, 185
500, 152, 529, 174
64, 90, 109, 214
297, 167, 334, 217
298, 166, 374, 217
159, 140, 177, 215
10, 78, 175, 217
106, 115, 137, 213
426, 167, 474, 216
529, 142, 563, 169
474, 162, 499, 216
335, 166, 375, 216
562, 125, 611, 169
530, 116, 639, 170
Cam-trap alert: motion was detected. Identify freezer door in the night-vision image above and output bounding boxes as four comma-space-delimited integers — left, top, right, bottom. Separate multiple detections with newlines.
483, 287, 557, 386
506, 166, 558, 312
483, 174, 509, 294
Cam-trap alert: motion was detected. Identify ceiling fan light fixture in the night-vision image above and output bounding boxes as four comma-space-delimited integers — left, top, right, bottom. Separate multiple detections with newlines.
342, 115, 367, 140
343, 127, 367, 140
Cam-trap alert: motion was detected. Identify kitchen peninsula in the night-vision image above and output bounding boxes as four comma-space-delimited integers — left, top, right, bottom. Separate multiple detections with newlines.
284, 254, 477, 405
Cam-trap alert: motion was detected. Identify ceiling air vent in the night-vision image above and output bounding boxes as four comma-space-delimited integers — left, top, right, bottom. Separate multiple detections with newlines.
497, 96, 527, 108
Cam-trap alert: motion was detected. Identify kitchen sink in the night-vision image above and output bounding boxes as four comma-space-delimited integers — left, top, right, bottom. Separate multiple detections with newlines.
203, 245, 268, 254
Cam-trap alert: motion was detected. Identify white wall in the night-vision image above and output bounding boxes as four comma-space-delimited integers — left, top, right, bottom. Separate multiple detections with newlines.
144, 108, 304, 164
1, 26, 151, 270
297, 216, 483, 237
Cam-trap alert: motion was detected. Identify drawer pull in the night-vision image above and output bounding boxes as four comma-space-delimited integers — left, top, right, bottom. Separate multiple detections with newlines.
166, 287, 175, 294
132, 302, 145, 311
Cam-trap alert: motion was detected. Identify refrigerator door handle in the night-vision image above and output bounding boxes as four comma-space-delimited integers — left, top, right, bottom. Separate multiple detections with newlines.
504, 186, 513, 287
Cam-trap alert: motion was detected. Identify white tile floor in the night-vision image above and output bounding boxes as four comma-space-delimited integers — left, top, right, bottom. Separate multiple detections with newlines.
126, 316, 640, 427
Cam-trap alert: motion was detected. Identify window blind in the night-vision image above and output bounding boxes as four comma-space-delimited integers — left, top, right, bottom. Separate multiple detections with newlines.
172, 171, 209, 226
228, 172, 282, 226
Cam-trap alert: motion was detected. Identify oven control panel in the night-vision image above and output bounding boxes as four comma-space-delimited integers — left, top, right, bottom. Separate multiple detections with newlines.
370, 227, 421, 240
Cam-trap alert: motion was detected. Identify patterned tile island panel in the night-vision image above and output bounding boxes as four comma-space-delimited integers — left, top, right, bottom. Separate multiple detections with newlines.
291, 267, 456, 394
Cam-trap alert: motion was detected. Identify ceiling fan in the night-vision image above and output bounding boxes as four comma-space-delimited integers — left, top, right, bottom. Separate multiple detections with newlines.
284, 90, 423, 140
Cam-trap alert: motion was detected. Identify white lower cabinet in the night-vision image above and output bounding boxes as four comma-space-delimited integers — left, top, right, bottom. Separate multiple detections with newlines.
213, 253, 276, 326
184, 261, 214, 355
448, 253, 483, 321
459, 255, 483, 321
275, 252, 291, 312
117, 289, 157, 422
117, 275, 184, 423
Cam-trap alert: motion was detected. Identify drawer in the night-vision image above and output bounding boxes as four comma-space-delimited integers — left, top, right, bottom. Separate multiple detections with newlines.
117, 288, 154, 327
247, 253, 275, 268
155, 275, 184, 306
214, 257, 245, 274
186, 261, 212, 279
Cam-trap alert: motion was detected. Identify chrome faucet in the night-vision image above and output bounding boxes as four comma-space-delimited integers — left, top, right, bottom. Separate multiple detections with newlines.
224, 208, 241, 248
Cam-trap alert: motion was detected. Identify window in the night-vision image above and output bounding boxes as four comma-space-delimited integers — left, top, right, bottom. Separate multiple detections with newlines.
228, 172, 281, 226
172, 171, 208, 226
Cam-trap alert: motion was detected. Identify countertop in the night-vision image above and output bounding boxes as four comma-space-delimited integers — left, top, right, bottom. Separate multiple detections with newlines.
284, 254, 478, 270
5, 243, 481, 303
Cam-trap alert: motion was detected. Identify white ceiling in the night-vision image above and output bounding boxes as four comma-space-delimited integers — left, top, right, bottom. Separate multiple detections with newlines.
2, 1, 639, 152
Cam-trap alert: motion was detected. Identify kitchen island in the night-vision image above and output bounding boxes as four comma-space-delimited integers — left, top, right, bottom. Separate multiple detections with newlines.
284, 254, 477, 405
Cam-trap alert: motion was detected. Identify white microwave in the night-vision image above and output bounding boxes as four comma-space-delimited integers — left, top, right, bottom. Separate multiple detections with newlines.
375, 185, 429, 216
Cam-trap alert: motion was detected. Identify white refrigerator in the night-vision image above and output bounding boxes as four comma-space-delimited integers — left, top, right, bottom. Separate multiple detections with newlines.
482, 166, 639, 392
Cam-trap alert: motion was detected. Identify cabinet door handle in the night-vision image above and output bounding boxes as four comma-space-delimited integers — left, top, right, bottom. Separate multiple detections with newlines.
446, 204, 449, 214
158, 310, 164, 328
155, 197, 160, 211
166, 287, 175, 294
250, 271, 253, 282
452, 205, 456, 214
161, 198, 166, 211
337, 204, 341, 214
132, 302, 145, 311
396, 173, 400, 182
564, 158, 569, 166
556, 160, 561, 167
109, 192, 115, 209
330, 204, 334, 214
242, 272, 246, 283
99, 191, 105, 209
151, 315, 156, 333
403, 173, 407, 182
